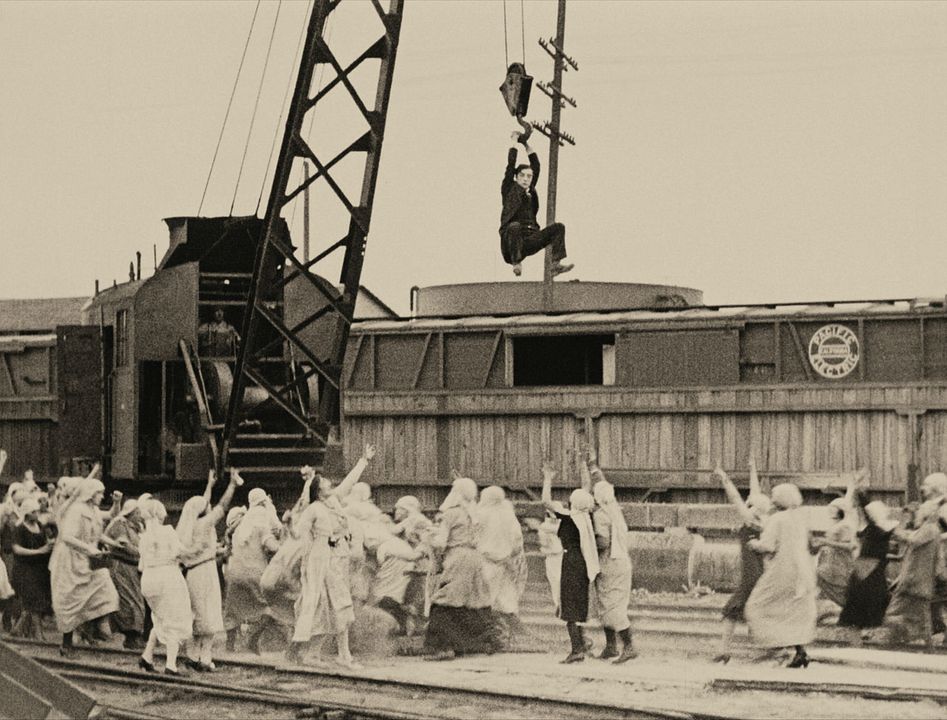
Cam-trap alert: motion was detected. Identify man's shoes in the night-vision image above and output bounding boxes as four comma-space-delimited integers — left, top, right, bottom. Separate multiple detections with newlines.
512, 263, 523, 277
551, 261, 574, 276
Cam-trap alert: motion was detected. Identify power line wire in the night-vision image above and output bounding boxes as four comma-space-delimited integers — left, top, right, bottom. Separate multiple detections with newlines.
257, 0, 312, 216
230, 0, 283, 216
198, 0, 261, 216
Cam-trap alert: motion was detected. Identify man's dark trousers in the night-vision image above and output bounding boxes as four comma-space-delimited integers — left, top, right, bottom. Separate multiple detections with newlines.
500, 221, 566, 265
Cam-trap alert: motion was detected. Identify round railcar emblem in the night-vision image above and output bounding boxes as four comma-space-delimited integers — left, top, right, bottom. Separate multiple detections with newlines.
808, 324, 859, 379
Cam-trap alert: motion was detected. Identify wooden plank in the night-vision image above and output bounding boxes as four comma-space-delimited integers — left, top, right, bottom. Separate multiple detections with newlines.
481, 331, 503, 389
0, 640, 97, 719
411, 333, 432, 389
787, 322, 814, 382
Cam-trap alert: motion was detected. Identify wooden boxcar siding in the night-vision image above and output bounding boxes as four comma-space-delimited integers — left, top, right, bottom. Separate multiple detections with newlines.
342, 385, 947, 498
0, 420, 59, 479
346, 315, 947, 391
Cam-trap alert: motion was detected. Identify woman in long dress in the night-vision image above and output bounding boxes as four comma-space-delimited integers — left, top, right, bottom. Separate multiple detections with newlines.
287, 444, 375, 668
422, 474, 501, 661
590, 467, 636, 664
815, 499, 857, 617
176, 469, 241, 671
138, 499, 193, 675
11, 497, 53, 638
838, 497, 896, 632
712, 460, 772, 663
879, 500, 942, 646
103, 499, 146, 649
540, 460, 601, 664
223, 488, 282, 653
49, 477, 119, 655
744, 483, 817, 668
477, 486, 527, 647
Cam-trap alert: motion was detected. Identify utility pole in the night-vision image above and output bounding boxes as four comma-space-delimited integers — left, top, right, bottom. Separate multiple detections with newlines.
533, 0, 577, 310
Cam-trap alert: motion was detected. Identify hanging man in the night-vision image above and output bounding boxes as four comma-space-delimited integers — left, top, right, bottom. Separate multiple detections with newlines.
499, 132, 572, 277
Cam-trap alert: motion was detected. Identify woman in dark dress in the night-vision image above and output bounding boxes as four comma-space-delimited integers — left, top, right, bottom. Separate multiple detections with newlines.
11, 497, 53, 637
540, 459, 601, 664
712, 460, 772, 663
838, 496, 897, 632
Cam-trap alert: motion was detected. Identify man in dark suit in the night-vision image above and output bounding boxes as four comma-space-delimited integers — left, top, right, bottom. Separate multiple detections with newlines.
499, 132, 573, 277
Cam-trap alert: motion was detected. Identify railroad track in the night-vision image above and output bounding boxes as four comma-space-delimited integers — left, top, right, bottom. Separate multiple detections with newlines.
16, 642, 740, 720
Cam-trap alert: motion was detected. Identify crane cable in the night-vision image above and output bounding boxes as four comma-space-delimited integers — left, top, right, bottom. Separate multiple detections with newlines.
257, 0, 313, 216
230, 0, 283, 216
501, 0, 527, 70
198, 0, 261, 216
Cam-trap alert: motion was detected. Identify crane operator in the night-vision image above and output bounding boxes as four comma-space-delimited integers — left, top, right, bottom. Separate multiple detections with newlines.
499, 132, 573, 278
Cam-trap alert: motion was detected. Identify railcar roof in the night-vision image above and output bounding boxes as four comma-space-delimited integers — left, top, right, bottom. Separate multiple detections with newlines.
352, 296, 947, 333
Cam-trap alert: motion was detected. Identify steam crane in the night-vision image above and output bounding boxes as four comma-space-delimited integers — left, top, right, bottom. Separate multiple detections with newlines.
214, 0, 404, 483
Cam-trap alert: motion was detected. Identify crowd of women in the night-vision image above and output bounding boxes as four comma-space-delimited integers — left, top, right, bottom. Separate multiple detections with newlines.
0, 444, 535, 671
713, 460, 947, 667
2, 443, 945, 675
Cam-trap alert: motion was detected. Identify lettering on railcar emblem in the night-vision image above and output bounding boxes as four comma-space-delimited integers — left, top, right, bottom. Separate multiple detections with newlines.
808, 324, 859, 379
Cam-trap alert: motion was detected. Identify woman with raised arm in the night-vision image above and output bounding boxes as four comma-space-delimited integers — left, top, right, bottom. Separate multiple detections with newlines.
422, 473, 500, 661
744, 483, 817, 668
176, 469, 242, 671
288, 444, 375, 669
49, 476, 119, 656
838, 489, 897, 635
712, 459, 773, 663
541, 459, 600, 664
813, 471, 860, 621
137, 499, 193, 675
588, 455, 636, 664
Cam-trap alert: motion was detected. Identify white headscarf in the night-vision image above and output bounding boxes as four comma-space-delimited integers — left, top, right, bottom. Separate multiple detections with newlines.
176, 495, 209, 550
864, 500, 898, 532
593, 479, 628, 560
771, 483, 803, 510
922, 473, 947, 500
440, 477, 478, 515
477, 486, 523, 561
568, 488, 600, 581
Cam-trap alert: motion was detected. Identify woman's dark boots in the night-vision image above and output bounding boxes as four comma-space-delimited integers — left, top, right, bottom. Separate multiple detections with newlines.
787, 645, 810, 668
598, 628, 619, 659
613, 628, 638, 664
561, 622, 586, 664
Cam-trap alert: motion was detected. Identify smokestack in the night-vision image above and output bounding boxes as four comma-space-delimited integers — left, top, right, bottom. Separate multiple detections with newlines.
95, 279, 100, 295
128, 262, 135, 282
136, 252, 141, 280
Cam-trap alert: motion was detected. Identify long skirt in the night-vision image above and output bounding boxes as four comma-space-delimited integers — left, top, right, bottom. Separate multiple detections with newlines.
882, 592, 932, 645
223, 565, 268, 631
595, 553, 632, 631
261, 538, 304, 628
482, 552, 527, 616
292, 543, 354, 642
108, 560, 145, 633
141, 566, 193, 645
185, 561, 224, 636
559, 547, 589, 623
839, 561, 889, 629
12, 558, 52, 615
50, 548, 119, 633
424, 605, 502, 654
817, 548, 853, 607
430, 546, 492, 609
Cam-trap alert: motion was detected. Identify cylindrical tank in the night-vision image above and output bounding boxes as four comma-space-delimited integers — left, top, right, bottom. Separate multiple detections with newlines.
415, 281, 703, 317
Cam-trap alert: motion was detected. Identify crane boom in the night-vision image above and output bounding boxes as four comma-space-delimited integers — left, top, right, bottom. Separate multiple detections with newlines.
220, 0, 405, 475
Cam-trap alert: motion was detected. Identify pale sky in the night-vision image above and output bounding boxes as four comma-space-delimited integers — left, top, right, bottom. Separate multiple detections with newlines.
2, 0, 946, 313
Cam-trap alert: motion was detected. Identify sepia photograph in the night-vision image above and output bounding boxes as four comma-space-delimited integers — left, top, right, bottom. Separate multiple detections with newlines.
1, 0, 946, 718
